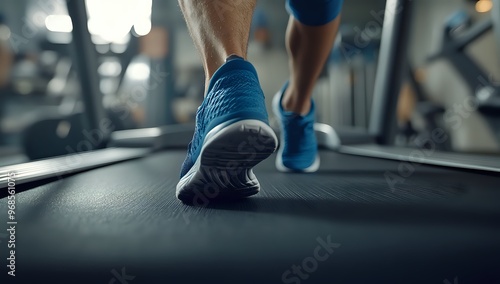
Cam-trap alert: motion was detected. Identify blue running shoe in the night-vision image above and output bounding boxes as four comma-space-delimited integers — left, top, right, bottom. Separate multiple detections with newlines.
177, 57, 278, 204
272, 82, 320, 172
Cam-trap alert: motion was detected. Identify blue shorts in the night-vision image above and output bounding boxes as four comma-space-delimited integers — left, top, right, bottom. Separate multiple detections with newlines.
286, 0, 344, 26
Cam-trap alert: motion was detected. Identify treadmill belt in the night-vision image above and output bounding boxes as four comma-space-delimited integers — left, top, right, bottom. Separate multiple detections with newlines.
1, 150, 500, 283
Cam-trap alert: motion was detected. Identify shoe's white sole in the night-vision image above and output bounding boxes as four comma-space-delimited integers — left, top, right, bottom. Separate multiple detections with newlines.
272, 92, 320, 173
176, 119, 278, 205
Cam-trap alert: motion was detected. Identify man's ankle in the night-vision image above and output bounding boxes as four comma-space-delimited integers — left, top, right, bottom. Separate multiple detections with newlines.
225, 54, 245, 62
282, 88, 312, 116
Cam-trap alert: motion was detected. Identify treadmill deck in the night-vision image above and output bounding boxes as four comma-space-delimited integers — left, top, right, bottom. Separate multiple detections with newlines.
1, 150, 499, 283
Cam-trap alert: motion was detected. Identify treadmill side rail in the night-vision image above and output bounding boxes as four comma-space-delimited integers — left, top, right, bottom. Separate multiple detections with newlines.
0, 148, 150, 191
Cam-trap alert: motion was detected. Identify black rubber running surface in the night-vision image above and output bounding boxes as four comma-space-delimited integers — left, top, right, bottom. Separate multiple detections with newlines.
1, 150, 500, 284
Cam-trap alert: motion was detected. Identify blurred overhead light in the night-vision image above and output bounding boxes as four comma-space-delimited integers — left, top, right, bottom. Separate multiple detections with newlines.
111, 43, 128, 54
475, 0, 493, 13
98, 61, 122, 77
113, 33, 131, 45
133, 19, 152, 37
85, 0, 152, 43
128, 62, 150, 81
45, 15, 73, 33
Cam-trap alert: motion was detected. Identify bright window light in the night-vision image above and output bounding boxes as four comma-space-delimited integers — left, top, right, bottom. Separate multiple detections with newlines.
45, 15, 73, 33
85, 0, 152, 43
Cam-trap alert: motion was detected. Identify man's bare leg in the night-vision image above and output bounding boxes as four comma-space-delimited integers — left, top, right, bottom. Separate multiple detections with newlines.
283, 16, 342, 115
176, 0, 277, 203
273, 2, 342, 173
178, 0, 257, 91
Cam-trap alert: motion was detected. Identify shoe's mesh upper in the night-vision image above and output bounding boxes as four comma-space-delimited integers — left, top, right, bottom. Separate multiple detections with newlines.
180, 64, 268, 178
276, 84, 318, 170
280, 110, 318, 169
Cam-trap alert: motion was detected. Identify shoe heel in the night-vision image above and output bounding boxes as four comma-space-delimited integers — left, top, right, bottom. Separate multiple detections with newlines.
177, 119, 277, 204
